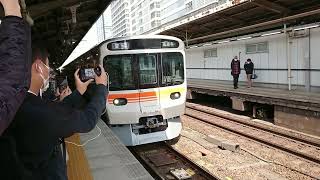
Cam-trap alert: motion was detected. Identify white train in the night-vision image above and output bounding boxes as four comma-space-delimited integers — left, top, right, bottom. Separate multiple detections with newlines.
71, 35, 186, 146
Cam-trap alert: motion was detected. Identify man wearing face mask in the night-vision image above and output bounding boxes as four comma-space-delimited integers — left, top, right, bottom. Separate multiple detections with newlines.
1, 46, 108, 180
231, 55, 241, 89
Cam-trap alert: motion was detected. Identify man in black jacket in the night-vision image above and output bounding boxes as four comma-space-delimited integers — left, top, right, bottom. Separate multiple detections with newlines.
244, 58, 254, 88
0, 0, 31, 135
2, 46, 108, 180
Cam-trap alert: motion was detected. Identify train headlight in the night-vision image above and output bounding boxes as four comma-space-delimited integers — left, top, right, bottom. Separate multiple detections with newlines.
113, 98, 127, 106
170, 92, 181, 100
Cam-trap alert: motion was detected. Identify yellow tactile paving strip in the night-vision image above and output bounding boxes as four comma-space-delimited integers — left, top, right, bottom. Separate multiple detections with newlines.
66, 134, 93, 180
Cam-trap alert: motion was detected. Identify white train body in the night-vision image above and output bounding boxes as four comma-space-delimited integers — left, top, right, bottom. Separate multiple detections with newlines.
99, 35, 186, 146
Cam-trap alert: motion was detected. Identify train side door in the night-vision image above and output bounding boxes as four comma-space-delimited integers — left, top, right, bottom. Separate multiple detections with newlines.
137, 54, 161, 116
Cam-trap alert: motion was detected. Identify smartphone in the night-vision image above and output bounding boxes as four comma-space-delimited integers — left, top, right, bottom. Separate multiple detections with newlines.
79, 67, 101, 82
59, 77, 68, 93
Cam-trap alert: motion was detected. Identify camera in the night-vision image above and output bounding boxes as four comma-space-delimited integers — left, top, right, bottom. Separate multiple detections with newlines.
79, 66, 102, 82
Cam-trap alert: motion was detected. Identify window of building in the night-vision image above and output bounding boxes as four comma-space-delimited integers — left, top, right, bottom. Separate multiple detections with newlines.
186, 1, 193, 11
132, 19, 136, 24
140, 27, 143, 32
151, 20, 160, 27
139, 19, 143, 25
204, 48, 217, 58
155, 2, 160, 8
246, 42, 268, 54
150, 2, 154, 10
151, 11, 160, 19
131, 12, 135, 17
139, 11, 142, 17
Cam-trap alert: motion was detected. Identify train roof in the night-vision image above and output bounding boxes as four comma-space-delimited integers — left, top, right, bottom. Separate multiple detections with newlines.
99, 35, 184, 45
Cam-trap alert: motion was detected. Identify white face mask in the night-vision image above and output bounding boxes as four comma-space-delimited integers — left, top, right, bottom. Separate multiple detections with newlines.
38, 62, 50, 92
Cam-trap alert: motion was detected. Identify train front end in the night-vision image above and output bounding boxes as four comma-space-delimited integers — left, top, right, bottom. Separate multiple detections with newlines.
100, 36, 186, 146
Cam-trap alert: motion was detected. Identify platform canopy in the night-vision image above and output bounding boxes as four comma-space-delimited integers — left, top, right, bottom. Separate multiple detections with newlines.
20, 0, 112, 69
155, 0, 320, 46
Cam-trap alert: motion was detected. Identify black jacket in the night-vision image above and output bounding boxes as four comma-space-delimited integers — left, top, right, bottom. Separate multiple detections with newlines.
1, 85, 107, 180
244, 61, 254, 74
0, 16, 31, 135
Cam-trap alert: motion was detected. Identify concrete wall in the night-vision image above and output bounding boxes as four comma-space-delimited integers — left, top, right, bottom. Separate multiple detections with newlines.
186, 27, 320, 91
275, 106, 320, 136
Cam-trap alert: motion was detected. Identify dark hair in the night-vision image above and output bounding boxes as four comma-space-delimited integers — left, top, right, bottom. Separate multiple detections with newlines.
32, 44, 49, 63
247, 58, 251, 61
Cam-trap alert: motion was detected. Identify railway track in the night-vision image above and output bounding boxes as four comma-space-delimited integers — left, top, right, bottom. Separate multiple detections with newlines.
185, 103, 320, 165
129, 142, 219, 180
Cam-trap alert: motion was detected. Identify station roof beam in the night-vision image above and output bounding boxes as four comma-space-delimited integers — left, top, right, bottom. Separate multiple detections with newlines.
251, 0, 291, 14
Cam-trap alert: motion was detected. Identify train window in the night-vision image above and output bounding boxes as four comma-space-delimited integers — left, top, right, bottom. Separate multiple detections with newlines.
103, 55, 136, 91
138, 54, 157, 85
161, 52, 184, 86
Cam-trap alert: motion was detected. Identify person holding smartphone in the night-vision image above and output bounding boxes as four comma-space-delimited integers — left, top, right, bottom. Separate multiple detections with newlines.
0, 0, 31, 135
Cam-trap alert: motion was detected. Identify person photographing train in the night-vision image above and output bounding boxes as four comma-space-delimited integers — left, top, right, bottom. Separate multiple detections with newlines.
1, 46, 108, 180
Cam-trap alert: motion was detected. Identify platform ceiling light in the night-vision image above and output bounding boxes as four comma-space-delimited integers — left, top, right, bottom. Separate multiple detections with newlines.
237, 37, 252, 41
294, 24, 320, 31
261, 31, 281, 37
218, 40, 230, 44
203, 43, 212, 46
189, 45, 198, 49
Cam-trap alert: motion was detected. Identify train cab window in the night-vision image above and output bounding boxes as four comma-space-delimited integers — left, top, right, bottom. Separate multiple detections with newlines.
138, 54, 157, 86
161, 52, 184, 86
104, 55, 136, 91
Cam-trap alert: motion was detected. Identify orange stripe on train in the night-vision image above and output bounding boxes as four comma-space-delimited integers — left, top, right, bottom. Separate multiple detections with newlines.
107, 92, 158, 104
108, 98, 157, 104
108, 97, 158, 102
108, 92, 156, 99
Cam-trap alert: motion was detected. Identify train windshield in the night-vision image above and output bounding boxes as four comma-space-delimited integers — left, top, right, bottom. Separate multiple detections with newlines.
161, 52, 184, 86
104, 55, 136, 91
138, 54, 157, 86
104, 52, 184, 90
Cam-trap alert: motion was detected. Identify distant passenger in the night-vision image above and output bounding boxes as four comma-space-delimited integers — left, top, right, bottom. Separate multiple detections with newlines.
1, 46, 108, 180
0, 0, 31, 136
231, 56, 241, 89
244, 58, 254, 88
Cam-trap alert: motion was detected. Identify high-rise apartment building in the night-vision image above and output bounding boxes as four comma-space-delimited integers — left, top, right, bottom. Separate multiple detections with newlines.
111, 0, 131, 37
96, 8, 113, 43
109, 0, 232, 37
160, 0, 220, 25
130, 0, 161, 35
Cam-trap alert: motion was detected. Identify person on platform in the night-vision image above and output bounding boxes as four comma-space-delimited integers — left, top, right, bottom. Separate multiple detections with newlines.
244, 58, 254, 88
231, 56, 241, 89
0, 0, 31, 136
1, 46, 108, 180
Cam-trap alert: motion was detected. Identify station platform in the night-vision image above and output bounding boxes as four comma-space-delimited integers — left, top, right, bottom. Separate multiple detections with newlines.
188, 78, 320, 111
65, 120, 153, 180
187, 78, 320, 136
